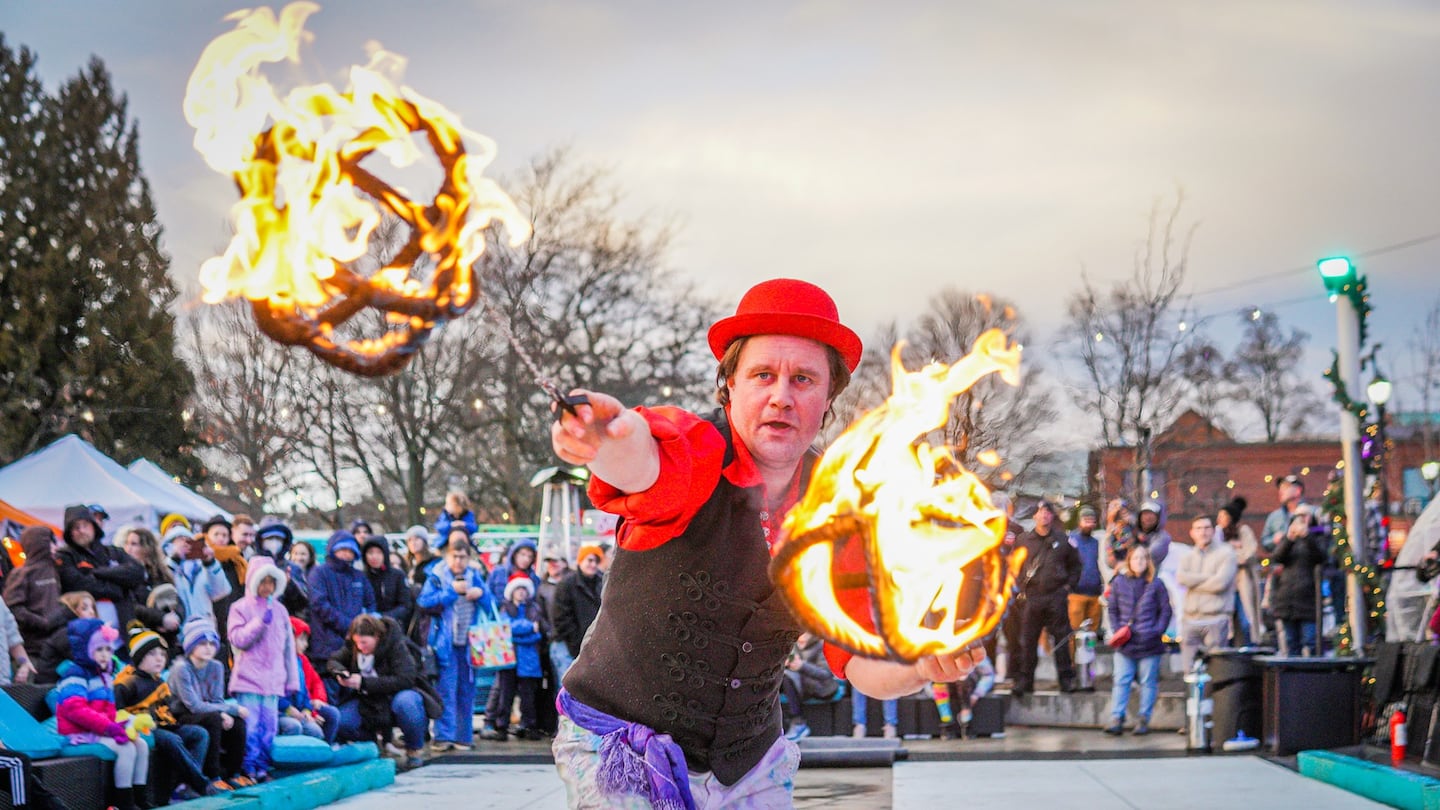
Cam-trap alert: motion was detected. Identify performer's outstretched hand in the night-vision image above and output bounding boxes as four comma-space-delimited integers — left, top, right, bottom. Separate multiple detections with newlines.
847, 644, 989, 699
550, 389, 660, 494
913, 645, 987, 684
551, 389, 630, 465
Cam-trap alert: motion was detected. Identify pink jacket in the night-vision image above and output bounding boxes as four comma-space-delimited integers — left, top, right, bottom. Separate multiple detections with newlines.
227, 557, 300, 697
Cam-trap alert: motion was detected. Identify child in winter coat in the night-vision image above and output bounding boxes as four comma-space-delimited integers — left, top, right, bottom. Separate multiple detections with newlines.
432, 492, 478, 548
170, 617, 252, 788
278, 617, 339, 744
418, 537, 495, 750
113, 628, 216, 801
227, 557, 299, 781
483, 574, 544, 741
55, 619, 150, 810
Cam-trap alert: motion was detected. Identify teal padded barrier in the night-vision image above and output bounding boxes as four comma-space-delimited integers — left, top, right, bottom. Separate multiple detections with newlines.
0, 689, 62, 758
174, 758, 396, 810
270, 735, 333, 767
40, 715, 119, 760
270, 740, 378, 772
1298, 749, 1440, 810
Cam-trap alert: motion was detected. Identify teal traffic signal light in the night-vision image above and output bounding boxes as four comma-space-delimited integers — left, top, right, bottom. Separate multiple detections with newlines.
1317, 256, 1356, 294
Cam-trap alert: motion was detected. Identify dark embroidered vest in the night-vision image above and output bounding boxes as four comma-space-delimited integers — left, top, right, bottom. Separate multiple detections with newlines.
563, 411, 806, 785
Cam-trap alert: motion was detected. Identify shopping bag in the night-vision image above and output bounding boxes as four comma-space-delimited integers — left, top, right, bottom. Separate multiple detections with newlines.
469, 605, 516, 672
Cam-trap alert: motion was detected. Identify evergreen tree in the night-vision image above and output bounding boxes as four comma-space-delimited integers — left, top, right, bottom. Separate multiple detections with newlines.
0, 41, 198, 477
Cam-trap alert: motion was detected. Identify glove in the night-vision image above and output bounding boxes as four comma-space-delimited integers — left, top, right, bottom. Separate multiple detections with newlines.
262, 607, 274, 624
105, 722, 129, 744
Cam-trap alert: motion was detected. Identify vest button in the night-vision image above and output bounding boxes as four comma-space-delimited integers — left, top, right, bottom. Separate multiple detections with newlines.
741, 642, 753, 653
730, 678, 741, 689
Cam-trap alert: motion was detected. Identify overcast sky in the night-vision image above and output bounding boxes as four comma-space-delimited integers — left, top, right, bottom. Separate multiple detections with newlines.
8, 0, 1440, 428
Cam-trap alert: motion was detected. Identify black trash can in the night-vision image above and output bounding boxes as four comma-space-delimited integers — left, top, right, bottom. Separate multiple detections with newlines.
1203, 647, 1273, 748
1258, 655, 1373, 756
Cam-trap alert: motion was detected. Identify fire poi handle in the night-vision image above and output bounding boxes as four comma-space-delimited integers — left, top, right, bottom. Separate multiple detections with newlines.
538, 378, 590, 419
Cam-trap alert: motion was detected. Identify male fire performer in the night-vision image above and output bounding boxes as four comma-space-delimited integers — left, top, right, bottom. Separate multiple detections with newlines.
550, 278, 984, 808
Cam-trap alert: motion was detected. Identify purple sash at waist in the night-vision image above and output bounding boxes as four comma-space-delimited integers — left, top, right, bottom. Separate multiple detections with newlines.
557, 687, 695, 810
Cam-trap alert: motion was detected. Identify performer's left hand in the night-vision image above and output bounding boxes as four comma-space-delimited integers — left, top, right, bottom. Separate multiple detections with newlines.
913, 645, 987, 683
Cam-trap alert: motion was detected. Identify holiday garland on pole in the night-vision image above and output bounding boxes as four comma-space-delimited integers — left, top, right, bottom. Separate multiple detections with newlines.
1323, 474, 1384, 655
1318, 269, 1381, 655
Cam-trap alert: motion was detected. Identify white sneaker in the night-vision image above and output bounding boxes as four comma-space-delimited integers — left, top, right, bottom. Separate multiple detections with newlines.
852, 723, 866, 738
882, 724, 898, 739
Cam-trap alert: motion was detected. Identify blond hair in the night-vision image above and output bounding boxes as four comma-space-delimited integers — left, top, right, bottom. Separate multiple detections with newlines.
60, 591, 96, 614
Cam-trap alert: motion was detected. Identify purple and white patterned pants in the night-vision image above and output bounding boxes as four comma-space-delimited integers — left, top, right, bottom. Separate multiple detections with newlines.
552, 715, 800, 809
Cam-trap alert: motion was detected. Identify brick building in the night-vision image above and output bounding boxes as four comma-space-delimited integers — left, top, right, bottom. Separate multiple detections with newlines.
1088, 410, 1433, 545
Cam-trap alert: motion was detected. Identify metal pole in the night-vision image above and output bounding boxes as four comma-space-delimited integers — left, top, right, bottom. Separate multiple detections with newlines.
1336, 293, 1369, 653
1377, 400, 1390, 552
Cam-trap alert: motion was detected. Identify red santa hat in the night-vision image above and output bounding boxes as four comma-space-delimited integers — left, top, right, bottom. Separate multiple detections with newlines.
504, 572, 535, 601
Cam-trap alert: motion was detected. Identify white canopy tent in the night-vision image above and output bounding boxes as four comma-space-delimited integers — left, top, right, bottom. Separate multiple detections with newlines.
1386, 496, 1440, 642
0, 434, 207, 534
127, 458, 231, 524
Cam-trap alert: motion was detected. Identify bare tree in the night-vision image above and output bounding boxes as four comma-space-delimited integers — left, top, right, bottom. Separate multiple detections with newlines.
184, 301, 304, 513
1176, 339, 1230, 434
452, 150, 721, 521
1060, 191, 1202, 502
285, 357, 357, 524
1227, 309, 1322, 441
1410, 296, 1440, 463
831, 290, 1061, 493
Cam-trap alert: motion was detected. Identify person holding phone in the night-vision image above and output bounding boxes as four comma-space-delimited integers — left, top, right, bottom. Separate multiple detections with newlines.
164, 525, 233, 631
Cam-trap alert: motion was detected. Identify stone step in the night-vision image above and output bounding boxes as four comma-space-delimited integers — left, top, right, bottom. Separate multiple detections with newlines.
799, 685, 1190, 738
1002, 688, 1187, 730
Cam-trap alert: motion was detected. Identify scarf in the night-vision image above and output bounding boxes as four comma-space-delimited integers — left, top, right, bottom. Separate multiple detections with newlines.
209, 543, 249, 584
557, 688, 694, 810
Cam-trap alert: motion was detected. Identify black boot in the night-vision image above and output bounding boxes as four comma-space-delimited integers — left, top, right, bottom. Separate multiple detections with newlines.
112, 786, 137, 810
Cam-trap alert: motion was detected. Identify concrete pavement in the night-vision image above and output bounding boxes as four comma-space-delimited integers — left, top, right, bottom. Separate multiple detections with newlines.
326, 756, 1382, 809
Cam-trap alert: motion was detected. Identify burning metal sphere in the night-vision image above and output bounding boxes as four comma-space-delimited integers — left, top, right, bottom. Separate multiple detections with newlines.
185, 2, 529, 376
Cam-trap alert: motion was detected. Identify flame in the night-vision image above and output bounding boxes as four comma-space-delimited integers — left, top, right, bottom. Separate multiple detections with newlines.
184, 2, 530, 375
770, 328, 1027, 662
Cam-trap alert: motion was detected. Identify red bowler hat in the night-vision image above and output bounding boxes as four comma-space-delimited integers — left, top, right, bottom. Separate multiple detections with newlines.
707, 278, 863, 372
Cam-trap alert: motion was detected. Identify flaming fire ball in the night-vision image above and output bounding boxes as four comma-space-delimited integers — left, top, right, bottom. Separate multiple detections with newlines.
770, 329, 1029, 663
185, 2, 529, 375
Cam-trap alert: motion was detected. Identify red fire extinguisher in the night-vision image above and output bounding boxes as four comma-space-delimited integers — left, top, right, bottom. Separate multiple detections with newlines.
1392, 705, 1408, 764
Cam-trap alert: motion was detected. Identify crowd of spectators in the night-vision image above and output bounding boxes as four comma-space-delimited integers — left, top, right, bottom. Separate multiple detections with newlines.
0, 494, 612, 807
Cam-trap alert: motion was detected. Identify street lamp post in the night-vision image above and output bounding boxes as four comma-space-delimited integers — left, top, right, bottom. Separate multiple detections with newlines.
1424, 461, 1440, 502
1318, 256, 1369, 653
1367, 369, 1391, 563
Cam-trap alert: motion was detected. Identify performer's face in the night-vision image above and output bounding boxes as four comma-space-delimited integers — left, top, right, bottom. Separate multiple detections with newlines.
727, 335, 832, 478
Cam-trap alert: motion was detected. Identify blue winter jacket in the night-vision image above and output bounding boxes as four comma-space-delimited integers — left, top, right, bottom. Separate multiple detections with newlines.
306, 533, 377, 661
486, 539, 540, 604
1107, 572, 1173, 659
432, 510, 478, 548
417, 564, 496, 668
500, 600, 543, 678
1069, 530, 1104, 596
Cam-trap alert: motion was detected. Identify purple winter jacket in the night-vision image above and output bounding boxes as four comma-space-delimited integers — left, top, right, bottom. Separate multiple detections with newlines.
1107, 572, 1173, 660
228, 556, 300, 697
